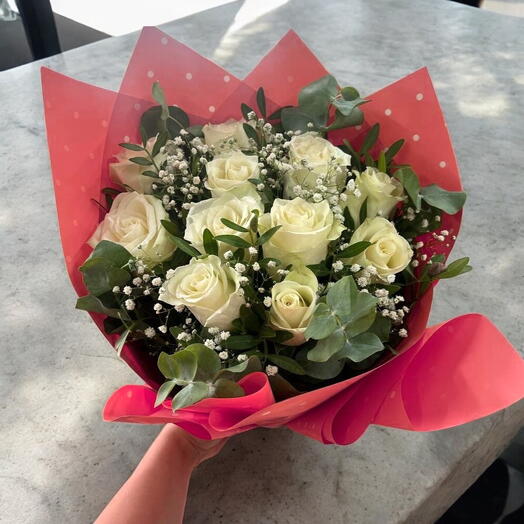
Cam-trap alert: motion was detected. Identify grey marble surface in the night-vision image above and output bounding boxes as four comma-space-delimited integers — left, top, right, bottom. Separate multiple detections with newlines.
1, 0, 523, 522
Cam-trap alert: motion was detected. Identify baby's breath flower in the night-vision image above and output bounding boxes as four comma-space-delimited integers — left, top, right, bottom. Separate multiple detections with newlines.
153, 303, 163, 312
350, 264, 361, 273
204, 339, 216, 349
252, 262, 260, 271
218, 351, 229, 360
152, 277, 162, 287
234, 263, 246, 273
266, 365, 278, 376
112, 286, 120, 293
263, 296, 272, 307
332, 260, 344, 272
158, 325, 167, 334
224, 250, 233, 260
125, 299, 135, 310
220, 331, 231, 340
398, 328, 408, 338
237, 354, 248, 362
248, 246, 258, 256
144, 327, 156, 338
208, 327, 219, 335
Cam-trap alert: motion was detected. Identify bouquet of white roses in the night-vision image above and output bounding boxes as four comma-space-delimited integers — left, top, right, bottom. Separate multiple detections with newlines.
42, 28, 524, 443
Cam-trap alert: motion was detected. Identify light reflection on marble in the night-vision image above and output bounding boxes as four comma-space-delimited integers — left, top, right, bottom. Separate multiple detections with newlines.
0, 0, 523, 523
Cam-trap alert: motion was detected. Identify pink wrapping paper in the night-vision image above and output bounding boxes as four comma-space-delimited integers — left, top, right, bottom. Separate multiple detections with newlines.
42, 27, 524, 444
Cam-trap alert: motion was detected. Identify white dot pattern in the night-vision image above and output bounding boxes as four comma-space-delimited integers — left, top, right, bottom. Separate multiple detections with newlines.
416, 93, 424, 101
134, 103, 141, 111
385, 108, 392, 116
185, 72, 192, 80
124, 136, 130, 143
161, 37, 168, 45
101, 120, 108, 128
147, 70, 154, 78
223, 75, 230, 83
73, 111, 79, 119
413, 134, 420, 142
439, 161, 447, 168
209, 105, 216, 113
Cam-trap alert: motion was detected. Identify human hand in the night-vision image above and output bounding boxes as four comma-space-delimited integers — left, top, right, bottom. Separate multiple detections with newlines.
162, 424, 228, 467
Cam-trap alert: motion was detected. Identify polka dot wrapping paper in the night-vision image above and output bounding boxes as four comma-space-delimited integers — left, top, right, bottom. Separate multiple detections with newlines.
42, 27, 524, 444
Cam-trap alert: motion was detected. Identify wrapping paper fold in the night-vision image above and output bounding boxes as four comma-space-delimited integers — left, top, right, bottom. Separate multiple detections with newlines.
42, 27, 524, 444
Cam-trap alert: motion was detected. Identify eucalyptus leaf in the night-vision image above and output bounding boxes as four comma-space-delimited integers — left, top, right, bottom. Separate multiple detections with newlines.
326, 107, 364, 131
360, 123, 380, 156
79, 258, 130, 296
214, 378, 245, 398
114, 327, 130, 357
158, 350, 197, 382
76, 295, 123, 319
307, 329, 345, 362
224, 334, 260, 350
420, 184, 466, 214
298, 74, 337, 124
90, 240, 133, 268
266, 354, 306, 375
340, 332, 383, 362
281, 107, 318, 132
304, 302, 338, 340
172, 382, 210, 411
187, 343, 221, 381
297, 349, 345, 380
256, 87, 266, 118
154, 380, 177, 407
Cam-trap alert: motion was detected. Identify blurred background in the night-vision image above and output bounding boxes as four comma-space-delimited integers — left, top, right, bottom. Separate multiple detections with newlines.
1, 1, 523, 522
1, 0, 523, 71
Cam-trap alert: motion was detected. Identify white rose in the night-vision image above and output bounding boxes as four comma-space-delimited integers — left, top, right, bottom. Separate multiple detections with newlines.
269, 266, 318, 346
343, 217, 413, 278
202, 119, 251, 150
109, 137, 166, 193
283, 133, 351, 198
344, 167, 404, 227
88, 192, 176, 266
258, 197, 345, 266
205, 151, 259, 197
159, 255, 245, 330
184, 186, 263, 257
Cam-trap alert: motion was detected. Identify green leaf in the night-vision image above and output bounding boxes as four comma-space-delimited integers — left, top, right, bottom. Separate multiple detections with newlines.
141, 170, 160, 178
359, 198, 368, 225
155, 380, 177, 407
307, 329, 345, 362
129, 156, 153, 166
256, 225, 281, 246
298, 74, 338, 124
275, 330, 294, 343
281, 107, 318, 133
377, 151, 387, 173
360, 123, 380, 156
90, 240, 133, 268
385, 139, 405, 163
140, 105, 189, 139
268, 105, 292, 121
241, 103, 256, 121
76, 295, 123, 319
221, 218, 248, 233
331, 96, 367, 117
368, 314, 392, 342
158, 350, 197, 382
256, 87, 266, 118
420, 184, 466, 214
161, 221, 201, 257
187, 125, 204, 137
167, 106, 190, 136
79, 258, 130, 296
326, 107, 364, 131
114, 327, 131, 357
186, 343, 221, 381
267, 354, 306, 375
433, 257, 472, 280
214, 355, 262, 381
224, 334, 260, 351
344, 308, 376, 339
341, 332, 384, 362
152, 82, 169, 121
119, 142, 144, 151
297, 349, 345, 380
151, 130, 168, 157
243, 123, 259, 144
340, 86, 360, 101
214, 378, 245, 398
203, 228, 218, 256
338, 241, 372, 259
214, 235, 251, 249
172, 382, 210, 411
394, 167, 421, 210
304, 302, 338, 340
326, 276, 377, 322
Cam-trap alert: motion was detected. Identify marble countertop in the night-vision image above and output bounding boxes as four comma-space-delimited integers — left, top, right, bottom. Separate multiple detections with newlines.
1, 0, 523, 522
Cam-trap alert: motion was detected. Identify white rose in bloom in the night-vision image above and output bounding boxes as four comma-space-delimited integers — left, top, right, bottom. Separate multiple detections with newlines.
269, 266, 318, 346
258, 197, 345, 266
344, 167, 404, 227
88, 192, 176, 266
205, 151, 259, 197
159, 255, 245, 330
344, 217, 413, 278
184, 186, 263, 256
203, 119, 251, 150
283, 133, 351, 198
109, 137, 166, 193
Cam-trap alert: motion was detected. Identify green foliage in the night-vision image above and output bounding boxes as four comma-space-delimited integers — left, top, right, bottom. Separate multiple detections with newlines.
420, 185, 466, 214
161, 220, 201, 257
203, 229, 218, 256
305, 276, 382, 363
394, 167, 421, 210
266, 354, 305, 375
76, 295, 123, 319
360, 123, 380, 156
214, 235, 251, 249
432, 257, 472, 280
256, 87, 267, 118
221, 218, 248, 233
338, 241, 372, 259
256, 225, 281, 246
